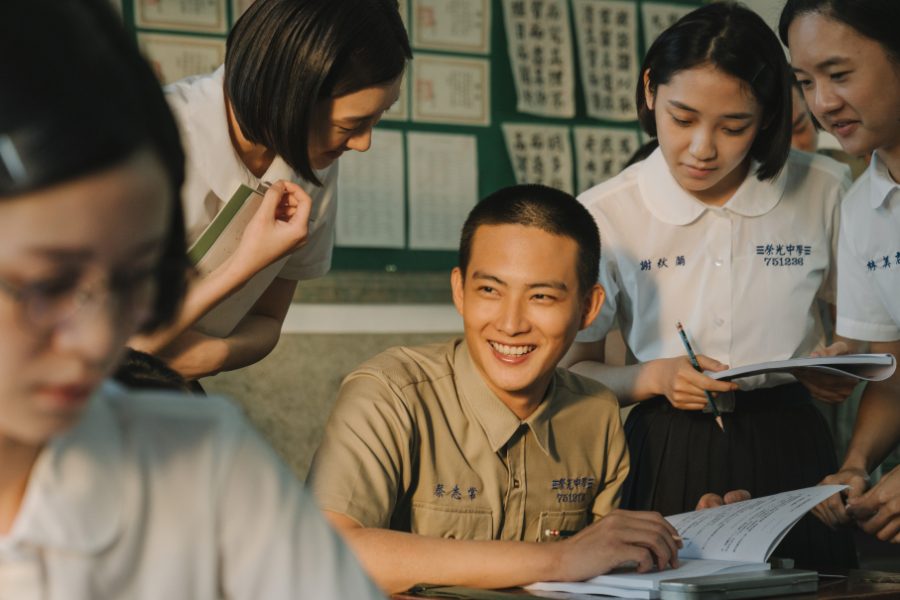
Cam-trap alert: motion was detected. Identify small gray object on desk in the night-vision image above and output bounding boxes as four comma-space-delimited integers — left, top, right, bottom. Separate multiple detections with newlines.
659, 569, 817, 599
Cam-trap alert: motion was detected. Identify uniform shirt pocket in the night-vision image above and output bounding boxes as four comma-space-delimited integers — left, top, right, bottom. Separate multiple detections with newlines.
410, 502, 494, 540
536, 509, 589, 542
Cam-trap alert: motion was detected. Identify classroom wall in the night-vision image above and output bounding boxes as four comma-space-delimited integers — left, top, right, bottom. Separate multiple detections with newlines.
203, 332, 453, 479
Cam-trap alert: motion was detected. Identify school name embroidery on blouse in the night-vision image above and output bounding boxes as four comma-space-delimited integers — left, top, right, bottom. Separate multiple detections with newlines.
639, 256, 687, 271
433, 483, 479, 501
552, 476, 595, 504
866, 252, 900, 273
755, 243, 812, 267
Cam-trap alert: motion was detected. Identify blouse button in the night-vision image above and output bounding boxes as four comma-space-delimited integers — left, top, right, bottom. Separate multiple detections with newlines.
714, 258, 724, 267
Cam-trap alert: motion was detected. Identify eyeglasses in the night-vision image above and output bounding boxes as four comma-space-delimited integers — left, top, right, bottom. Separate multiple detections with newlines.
0, 268, 157, 332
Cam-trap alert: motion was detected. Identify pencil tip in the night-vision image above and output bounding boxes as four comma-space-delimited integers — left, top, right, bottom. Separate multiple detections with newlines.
716, 416, 725, 432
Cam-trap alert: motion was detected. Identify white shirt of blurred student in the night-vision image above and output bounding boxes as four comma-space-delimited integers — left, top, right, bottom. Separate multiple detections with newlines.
836, 151, 900, 342
0, 150, 382, 600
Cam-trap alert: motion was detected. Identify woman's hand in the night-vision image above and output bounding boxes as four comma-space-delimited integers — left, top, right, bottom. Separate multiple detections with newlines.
647, 356, 739, 410
231, 180, 313, 278
553, 510, 683, 580
812, 467, 870, 529
792, 341, 858, 404
695, 490, 751, 510
846, 466, 900, 541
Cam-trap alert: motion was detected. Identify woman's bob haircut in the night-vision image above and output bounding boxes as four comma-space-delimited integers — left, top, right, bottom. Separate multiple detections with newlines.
0, 0, 189, 332
225, 0, 412, 185
636, 2, 793, 181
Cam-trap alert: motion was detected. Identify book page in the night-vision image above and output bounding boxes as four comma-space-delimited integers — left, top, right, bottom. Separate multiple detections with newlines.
668, 485, 846, 563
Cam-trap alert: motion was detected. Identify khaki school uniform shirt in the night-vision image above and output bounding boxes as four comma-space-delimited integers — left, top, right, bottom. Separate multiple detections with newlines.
308, 339, 628, 542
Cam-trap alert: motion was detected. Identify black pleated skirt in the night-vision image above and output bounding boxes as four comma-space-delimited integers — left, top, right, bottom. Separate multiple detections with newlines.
621, 383, 857, 571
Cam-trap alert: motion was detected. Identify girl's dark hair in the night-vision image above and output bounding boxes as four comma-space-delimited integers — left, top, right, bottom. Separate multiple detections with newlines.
225, 0, 412, 185
0, 0, 188, 332
114, 349, 195, 394
779, 0, 900, 62
636, 2, 793, 181
459, 185, 601, 296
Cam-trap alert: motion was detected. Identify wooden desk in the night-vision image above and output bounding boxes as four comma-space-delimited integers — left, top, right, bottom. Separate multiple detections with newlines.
393, 570, 900, 599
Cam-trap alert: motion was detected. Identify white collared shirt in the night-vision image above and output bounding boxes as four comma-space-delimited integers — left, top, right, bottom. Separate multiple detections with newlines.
165, 66, 338, 282
836, 151, 900, 342
578, 148, 849, 389
0, 383, 384, 600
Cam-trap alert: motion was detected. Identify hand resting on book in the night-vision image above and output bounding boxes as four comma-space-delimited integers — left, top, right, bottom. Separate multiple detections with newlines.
552, 509, 683, 580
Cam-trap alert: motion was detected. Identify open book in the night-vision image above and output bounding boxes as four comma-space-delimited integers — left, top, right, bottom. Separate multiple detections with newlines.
187, 183, 290, 338
706, 353, 896, 383
526, 485, 845, 599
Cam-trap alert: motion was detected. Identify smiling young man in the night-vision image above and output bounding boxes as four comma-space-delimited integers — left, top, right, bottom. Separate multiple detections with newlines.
307, 185, 682, 594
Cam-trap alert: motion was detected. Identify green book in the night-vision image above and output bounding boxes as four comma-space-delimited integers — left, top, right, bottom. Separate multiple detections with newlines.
187, 184, 261, 265
188, 183, 288, 338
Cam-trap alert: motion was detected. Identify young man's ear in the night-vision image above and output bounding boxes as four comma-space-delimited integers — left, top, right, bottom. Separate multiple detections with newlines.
451, 267, 465, 316
579, 283, 605, 330
643, 69, 655, 111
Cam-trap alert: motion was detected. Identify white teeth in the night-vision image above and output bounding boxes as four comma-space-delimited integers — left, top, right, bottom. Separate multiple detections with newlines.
489, 341, 536, 356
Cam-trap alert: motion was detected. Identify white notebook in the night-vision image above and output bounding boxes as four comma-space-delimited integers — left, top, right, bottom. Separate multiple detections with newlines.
706, 353, 896, 382
527, 485, 846, 599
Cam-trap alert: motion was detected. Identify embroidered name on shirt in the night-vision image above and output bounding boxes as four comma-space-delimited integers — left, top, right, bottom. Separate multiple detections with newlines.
552, 477, 594, 504
639, 256, 686, 271
756, 243, 811, 266
866, 252, 900, 272
434, 483, 478, 501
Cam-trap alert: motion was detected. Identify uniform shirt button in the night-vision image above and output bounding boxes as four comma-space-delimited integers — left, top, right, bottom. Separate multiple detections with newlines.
513, 479, 521, 488
714, 318, 724, 327
714, 258, 724, 267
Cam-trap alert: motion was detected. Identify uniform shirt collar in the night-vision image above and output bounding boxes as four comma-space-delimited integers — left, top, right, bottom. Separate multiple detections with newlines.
868, 151, 900, 209
638, 147, 787, 224
182, 66, 298, 200
7, 382, 124, 554
454, 340, 555, 456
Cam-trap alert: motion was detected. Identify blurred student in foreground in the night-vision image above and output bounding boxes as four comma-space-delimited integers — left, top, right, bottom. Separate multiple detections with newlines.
0, 1, 383, 597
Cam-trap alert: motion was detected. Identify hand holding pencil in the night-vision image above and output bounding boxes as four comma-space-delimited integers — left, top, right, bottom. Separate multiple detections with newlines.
646, 324, 738, 418
676, 321, 722, 429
